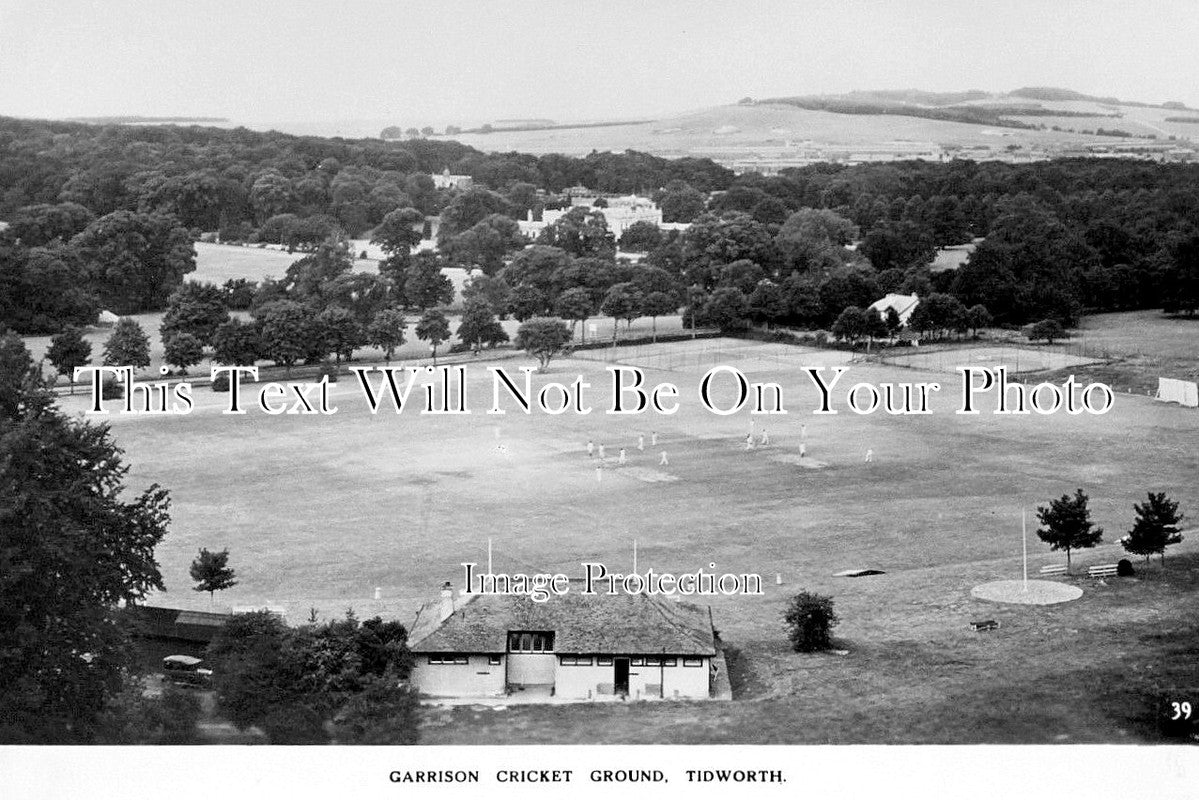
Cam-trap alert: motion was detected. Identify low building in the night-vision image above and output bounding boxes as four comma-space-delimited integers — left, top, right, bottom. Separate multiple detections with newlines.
869, 293, 920, 326
407, 582, 723, 701
124, 605, 232, 666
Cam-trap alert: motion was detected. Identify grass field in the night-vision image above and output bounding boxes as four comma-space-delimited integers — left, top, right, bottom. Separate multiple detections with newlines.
1032, 311, 1199, 395
80, 335, 1199, 743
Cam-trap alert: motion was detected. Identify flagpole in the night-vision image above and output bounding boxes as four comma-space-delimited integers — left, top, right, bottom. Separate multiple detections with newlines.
1022, 509, 1028, 592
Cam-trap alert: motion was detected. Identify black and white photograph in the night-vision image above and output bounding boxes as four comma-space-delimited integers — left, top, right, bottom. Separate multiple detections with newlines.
0, 1, 1197, 797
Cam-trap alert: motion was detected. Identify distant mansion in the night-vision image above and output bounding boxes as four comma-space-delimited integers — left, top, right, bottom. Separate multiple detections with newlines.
407, 582, 727, 702
518, 194, 690, 241
431, 169, 473, 190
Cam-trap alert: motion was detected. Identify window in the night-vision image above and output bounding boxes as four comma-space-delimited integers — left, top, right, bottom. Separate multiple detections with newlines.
428, 654, 469, 665
645, 657, 661, 667
488, 655, 502, 665
596, 656, 613, 666
683, 658, 704, 668
663, 658, 677, 667
559, 656, 593, 666
507, 631, 555, 653
631, 657, 645, 666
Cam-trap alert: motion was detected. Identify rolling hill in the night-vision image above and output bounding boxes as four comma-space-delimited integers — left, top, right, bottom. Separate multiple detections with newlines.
444, 87, 1197, 169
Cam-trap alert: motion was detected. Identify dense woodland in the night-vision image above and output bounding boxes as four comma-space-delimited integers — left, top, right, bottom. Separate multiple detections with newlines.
2, 115, 1198, 355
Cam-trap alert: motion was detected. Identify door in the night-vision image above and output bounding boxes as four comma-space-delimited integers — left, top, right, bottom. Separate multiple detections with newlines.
614, 658, 630, 696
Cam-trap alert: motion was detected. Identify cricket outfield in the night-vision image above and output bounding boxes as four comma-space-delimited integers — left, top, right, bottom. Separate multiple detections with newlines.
80, 339, 1199, 743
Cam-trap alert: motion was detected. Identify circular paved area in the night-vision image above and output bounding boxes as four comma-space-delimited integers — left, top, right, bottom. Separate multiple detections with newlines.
971, 579, 1083, 605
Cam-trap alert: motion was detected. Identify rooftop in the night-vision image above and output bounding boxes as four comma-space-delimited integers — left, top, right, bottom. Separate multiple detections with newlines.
408, 587, 717, 656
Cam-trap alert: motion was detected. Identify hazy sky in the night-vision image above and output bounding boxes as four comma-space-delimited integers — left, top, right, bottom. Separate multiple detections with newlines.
1, 0, 1197, 127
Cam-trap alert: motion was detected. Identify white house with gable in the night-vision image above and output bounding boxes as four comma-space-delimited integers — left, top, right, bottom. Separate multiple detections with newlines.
869, 293, 920, 326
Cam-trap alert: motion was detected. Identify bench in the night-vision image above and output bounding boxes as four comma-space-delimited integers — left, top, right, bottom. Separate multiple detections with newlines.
1088, 564, 1119, 578
1040, 564, 1067, 576
970, 620, 1000, 632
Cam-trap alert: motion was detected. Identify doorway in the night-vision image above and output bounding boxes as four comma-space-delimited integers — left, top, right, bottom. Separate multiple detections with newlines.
614, 658, 630, 696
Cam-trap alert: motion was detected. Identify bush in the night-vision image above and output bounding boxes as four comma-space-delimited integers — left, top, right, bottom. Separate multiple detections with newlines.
783, 591, 838, 652
1117, 559, 1135, 577
100, 376, 125, 400
212, 373, 230, 392
318, 362, 339, 383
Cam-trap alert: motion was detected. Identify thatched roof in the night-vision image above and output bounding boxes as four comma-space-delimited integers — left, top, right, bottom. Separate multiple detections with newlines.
409, 588, 716, 656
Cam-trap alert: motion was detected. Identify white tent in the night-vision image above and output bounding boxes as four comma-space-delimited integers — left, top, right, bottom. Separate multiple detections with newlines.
1156, 377, 1199, 408
97, 310, 120, 326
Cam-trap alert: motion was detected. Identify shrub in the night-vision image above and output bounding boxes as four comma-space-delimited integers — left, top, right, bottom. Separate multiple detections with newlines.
1116, 559, 1135, 577
212, 373, 230, 392
318, 362, 339, 383
100, 375, 125, 400
783, 591, 838, 652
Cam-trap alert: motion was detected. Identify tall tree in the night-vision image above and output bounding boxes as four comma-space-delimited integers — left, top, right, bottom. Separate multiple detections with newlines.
456, 298, 508, 355
190, 548, 238, 605
371, 207, 425, 256
599, 282, 642, 342
641, 291, 677, 343
367, 308, 407, 364
211, 318, 262, 366
403, 253, 454, 311
415, 309, 451, 365
514, 318, 572, 370
70, 210, 196, 314
554, 287, 596, 343
160, 282, 232, 347
257, 300, 313, 376
46, 325, 92, 394
316, 305, 365, 367
536, 207, 616, 259
102, 318, 151, 372
1036, 488, 1104, 572
1122, 492, 1185, 565
162, 332, 205, 375
0, 334, 170, 742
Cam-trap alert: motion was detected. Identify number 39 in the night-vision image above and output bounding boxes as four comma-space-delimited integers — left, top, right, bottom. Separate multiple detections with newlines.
1170, 701, 1192, 721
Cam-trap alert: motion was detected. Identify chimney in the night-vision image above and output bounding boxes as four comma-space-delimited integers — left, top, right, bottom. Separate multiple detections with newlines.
439, 581, 455, 621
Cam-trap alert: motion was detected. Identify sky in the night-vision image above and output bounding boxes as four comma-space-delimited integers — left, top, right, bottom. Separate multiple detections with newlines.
1, 0, 1197, 130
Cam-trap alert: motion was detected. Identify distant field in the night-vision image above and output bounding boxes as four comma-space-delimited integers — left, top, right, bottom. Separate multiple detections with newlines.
1031, 311, 1199, 394
83, 336, 1199, 743
450, 104, 1115, 159
191, 242, 313, 284
1076, 311, 1199, 363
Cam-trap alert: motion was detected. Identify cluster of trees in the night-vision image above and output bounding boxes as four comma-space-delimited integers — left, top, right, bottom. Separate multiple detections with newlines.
0, 206, 195, 331
0, 115, 731, 246
705, 159, 1199, 324
7, 113, 1199, 339
0, 333, 173, 743
206, 610, 418, 744
1036, 488, 1186, 570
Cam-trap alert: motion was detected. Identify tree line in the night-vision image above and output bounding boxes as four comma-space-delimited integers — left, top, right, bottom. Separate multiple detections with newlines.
5, 113, 1199, 341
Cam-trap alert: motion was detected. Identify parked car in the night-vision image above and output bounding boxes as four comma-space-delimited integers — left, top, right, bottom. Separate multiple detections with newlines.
162, 654, 213, 687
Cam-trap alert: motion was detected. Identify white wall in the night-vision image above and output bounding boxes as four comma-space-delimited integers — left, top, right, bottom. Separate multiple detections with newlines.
410, 654, 506, 698
507, 653, 555, 686
554, 657, 710, 700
